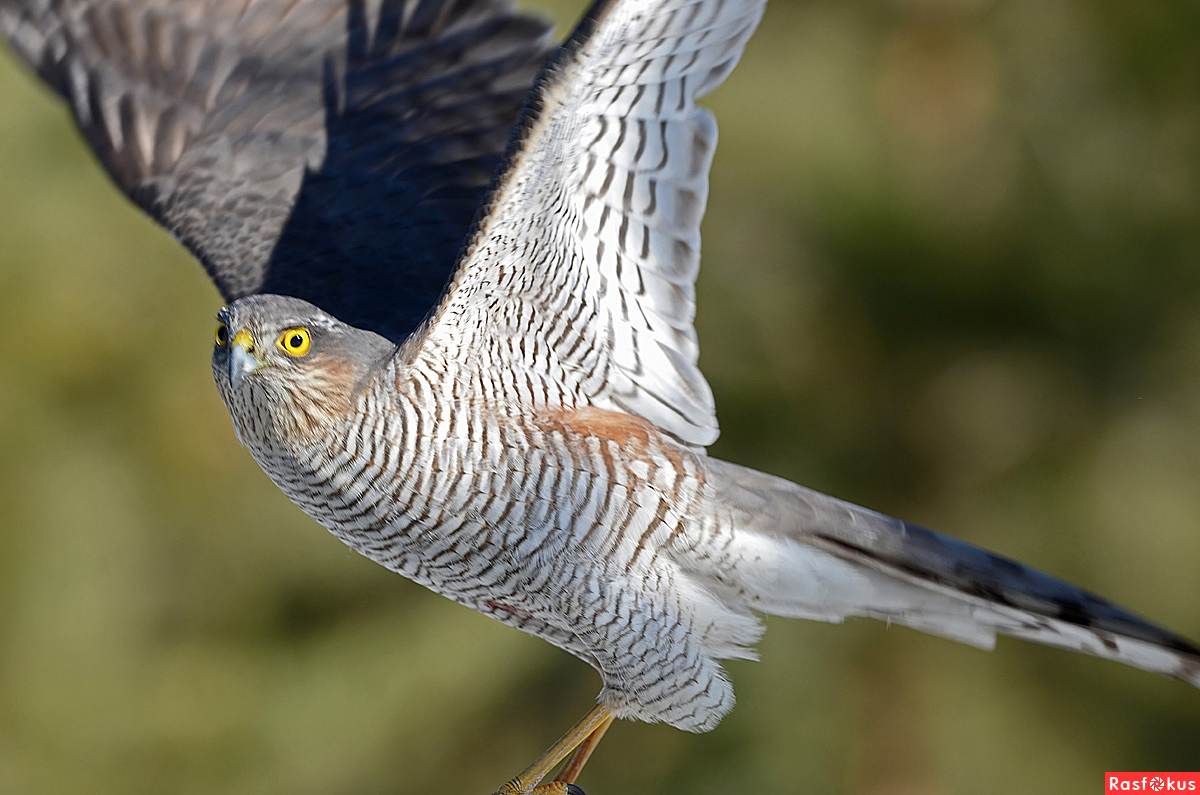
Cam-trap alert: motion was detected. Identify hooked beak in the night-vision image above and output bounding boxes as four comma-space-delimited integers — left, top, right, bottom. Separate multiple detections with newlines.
229, 329, 263, 389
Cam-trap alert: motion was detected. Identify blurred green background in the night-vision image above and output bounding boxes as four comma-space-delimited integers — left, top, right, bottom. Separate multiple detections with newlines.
1, 0, 1199, 792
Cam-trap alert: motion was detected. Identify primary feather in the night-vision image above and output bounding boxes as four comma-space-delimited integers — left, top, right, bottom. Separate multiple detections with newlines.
1, 0, 554, 340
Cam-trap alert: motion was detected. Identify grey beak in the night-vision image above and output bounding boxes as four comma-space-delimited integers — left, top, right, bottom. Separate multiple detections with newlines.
229, 342, 262, 389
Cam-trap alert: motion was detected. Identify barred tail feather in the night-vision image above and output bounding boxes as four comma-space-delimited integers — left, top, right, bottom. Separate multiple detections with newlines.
703, 458, 1200, 688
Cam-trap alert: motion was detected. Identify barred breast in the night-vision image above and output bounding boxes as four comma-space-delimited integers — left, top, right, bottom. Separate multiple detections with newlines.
248, 355, 760, 731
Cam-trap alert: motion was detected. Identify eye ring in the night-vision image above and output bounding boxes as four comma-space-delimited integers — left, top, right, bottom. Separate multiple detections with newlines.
277, 327, 311, 358
214, 321, 228, 346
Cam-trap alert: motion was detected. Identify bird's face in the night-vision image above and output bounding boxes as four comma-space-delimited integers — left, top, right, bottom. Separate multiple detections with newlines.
212, 294, 395, 453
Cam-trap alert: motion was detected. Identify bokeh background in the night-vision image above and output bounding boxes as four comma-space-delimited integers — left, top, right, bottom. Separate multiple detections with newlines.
1, 0, 1198, 792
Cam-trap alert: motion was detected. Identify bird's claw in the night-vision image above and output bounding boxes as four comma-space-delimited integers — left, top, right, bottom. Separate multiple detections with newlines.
494, 781, 584, 795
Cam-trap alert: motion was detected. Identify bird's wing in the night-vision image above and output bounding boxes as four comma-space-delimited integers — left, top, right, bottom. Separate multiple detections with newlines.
411, 0, 767, 447
1, 0, 553, 341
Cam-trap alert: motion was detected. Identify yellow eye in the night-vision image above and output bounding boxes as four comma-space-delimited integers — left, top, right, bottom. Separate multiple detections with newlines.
214, 321, 228, 346
277, 327, 311, 357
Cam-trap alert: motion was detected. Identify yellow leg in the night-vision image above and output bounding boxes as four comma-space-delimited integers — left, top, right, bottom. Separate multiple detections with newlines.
553, 711, 615, 785
494, 704, 616, 795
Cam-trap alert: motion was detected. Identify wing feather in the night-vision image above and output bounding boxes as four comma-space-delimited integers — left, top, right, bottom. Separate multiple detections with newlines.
413, 0, 767, 446
1, 0, 554, 341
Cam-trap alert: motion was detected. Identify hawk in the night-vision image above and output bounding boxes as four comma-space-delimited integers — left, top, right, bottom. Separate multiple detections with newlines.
3, 0, 1197, 792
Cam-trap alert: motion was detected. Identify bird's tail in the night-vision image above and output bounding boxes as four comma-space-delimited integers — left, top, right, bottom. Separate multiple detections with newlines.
699, 457, 1200, 688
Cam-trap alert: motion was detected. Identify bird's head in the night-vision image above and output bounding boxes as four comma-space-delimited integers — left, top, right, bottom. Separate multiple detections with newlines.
212, 295, 396, 452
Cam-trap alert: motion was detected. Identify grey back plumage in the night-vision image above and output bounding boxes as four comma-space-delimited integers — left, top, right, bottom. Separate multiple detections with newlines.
1, 0, 554, 341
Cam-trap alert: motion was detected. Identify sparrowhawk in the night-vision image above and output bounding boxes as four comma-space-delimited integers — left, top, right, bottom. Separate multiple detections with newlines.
3, 0, 1198, 792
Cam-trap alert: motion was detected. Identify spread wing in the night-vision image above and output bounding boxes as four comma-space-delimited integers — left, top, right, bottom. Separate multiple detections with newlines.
412, 0, 767, 447
1, 0, 553, 341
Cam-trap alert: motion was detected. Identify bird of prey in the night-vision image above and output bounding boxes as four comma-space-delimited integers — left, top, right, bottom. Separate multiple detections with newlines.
3, 0, 1198, 792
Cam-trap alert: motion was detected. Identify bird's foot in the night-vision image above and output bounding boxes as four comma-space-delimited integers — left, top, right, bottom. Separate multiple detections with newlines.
495, 782, 584, 795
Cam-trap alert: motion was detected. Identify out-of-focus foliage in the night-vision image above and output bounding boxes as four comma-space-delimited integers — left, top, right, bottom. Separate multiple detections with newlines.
1, 0, 1198, 792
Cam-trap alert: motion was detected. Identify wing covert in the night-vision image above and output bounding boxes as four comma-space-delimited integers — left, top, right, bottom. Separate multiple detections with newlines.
415, 0, 767, 446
